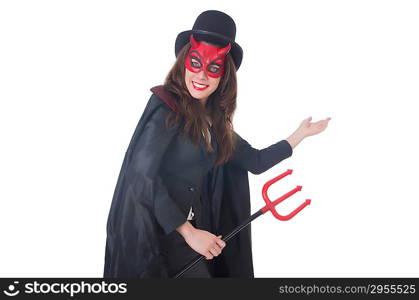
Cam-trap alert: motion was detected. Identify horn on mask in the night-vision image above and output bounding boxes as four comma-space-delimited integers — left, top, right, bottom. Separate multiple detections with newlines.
218, 43, 231, 56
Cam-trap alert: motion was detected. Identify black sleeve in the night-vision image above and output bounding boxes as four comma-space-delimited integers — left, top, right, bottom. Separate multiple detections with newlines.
229, 131, 293, 175
129, 104, 187, 235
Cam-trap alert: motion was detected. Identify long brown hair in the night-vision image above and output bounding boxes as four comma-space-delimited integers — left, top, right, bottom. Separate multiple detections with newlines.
163, 42, 238, 165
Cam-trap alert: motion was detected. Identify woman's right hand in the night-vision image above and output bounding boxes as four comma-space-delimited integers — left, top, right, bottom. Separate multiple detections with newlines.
176, 221, 226, 259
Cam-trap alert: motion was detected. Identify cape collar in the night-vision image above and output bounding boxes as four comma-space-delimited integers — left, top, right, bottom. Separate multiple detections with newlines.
150, 85, 212, 127
150, 85, 178, 112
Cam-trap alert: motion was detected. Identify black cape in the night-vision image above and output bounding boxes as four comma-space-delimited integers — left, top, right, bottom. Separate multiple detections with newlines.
104, 86, 255, 278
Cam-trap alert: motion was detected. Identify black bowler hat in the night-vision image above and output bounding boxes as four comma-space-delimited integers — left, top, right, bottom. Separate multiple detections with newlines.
175, 10, 243, 70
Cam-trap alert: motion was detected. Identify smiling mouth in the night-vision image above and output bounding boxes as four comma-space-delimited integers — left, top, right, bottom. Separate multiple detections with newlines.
192, 81, 209, 90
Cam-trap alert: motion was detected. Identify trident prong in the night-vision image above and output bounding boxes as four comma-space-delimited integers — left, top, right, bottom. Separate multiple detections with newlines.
261, 169, 311, 221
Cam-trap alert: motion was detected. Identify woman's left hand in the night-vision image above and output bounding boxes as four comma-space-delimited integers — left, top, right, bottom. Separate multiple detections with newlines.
298, 116, 331, 138
286, 116, 331, 149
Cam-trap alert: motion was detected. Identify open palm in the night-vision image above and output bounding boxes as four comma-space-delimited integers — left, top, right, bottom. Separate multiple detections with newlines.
299, 116, 331, 138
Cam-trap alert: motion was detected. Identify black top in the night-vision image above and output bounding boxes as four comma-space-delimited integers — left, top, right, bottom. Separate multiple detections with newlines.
160, 123, 218, 227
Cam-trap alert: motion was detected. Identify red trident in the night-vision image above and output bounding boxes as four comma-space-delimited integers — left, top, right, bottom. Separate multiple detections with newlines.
261, 169, 311, 220
174, 169, 311, 278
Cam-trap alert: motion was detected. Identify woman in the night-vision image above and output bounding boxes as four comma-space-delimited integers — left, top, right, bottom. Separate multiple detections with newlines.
104, 10, 330, 278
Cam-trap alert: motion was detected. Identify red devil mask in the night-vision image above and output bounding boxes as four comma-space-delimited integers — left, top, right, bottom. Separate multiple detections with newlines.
185, 34, 231, 78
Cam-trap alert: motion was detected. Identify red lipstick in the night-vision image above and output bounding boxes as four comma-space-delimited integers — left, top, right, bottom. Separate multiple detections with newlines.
192, 81, 209, 91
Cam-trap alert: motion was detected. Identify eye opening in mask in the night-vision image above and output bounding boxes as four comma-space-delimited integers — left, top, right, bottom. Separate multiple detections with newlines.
207, 64, 221, 74
190, 56, 202, 68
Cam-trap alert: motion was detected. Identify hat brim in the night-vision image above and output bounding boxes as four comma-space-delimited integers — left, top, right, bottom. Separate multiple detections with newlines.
175, 29, 243, 70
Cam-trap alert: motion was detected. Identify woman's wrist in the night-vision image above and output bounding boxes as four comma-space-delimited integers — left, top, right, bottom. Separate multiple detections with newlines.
176, 221, 195, 239
285, 130, 305, 149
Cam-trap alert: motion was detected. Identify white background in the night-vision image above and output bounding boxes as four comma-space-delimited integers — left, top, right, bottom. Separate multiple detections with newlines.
1, 0, 418, 277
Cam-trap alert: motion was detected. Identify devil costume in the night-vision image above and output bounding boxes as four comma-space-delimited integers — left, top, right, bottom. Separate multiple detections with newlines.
103, 10, 294, 278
